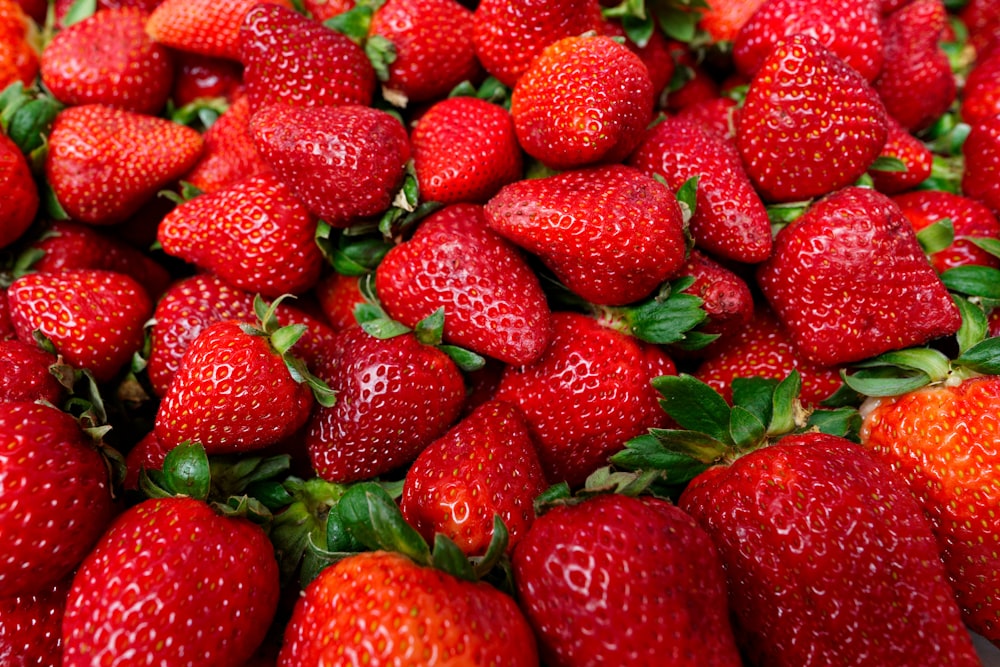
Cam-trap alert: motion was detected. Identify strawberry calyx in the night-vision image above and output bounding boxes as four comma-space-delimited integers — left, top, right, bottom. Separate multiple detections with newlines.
0, 81, 64, 167
166, 97, 229, 132
448, 77, 511, 110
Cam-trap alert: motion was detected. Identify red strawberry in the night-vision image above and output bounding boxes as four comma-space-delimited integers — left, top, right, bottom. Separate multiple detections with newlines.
301, 0, 354, 22
757, 186, 961, 366
314, 271, 365, 332
44, 104, 204, 225
675, 95, 739, 142
672, 249, 755, 341
0, 339, 67, 404
239, 3, 375, 111
410, 95, 522, 205
962, 114, 1000, 215
52, 0, 163, 26
7, 269, 152, 382
629, 114, 772, 264
369, 0, 481, 105
513, 493, 742, 667
0, 575, 70, 667
0, 131, 38, 249
40, 7, 175, 115
182, 94, 272, 194
304, 326, 466, 483
0, 0, 38, 90
61, 496, 280, 666
697, 0, 766, 44
736, 35, 888, 202
493, 312, 675, 488
400, 400, 548, 556
733, 0, 884, 82
601, 16, 675, 99
122, 429, 169, 490
893, 189, 1000, 273
663, 42, 721, 113
145, 0, 293, 60
159, 172, 324, 297
472, 0, 602, 89
867, 113, 934, 194
375, 203, 552, 365
961, 0, 1000, 60
484, 165, 687, 306
510, 34, 653, 170
278, 550, 538, 666
249, 103, 411, 227
0, 402, 114, 598
169, 52, 243, 107
962, 50, 1000, 126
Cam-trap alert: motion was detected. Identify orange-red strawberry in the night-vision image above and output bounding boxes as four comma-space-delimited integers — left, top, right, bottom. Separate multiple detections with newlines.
963, 114, 1000, 215
736, 35, 888, 202
40, 7, 175, 115
145, 0, 293, 60
0, 131, 37, 249
868, 114, 934, 194
44, 104, 203, 225
181, 94, 271, 193
893, 189, 1000, 273
511, 34, 653, 170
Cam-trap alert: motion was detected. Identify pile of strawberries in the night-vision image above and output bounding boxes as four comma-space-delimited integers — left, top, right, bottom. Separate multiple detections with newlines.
2, 0, 1000, 664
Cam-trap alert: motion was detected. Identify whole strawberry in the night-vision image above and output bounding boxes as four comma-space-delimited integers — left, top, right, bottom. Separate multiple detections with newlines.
0, 131, 37, 249
145, 0, 293, 60
513, 492, 743, 667
511, 34, 653, 170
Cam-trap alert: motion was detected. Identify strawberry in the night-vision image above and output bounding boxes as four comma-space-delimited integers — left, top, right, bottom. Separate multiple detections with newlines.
867, 114, 934, 195
629, 114, 772, 264
874, 0, 957, 133
369, 0, 481, 105
961, 0, 1000, 60
663, 42, 722, 113
181, 94, 272, 193
671, 249, 755, 341
696, 0, 766, 44
61, 495, 280, 666
493, 312, 675, 488
7, 269, 152, 382
484, 165, 687, 306
962, 50, 1000, 126
472, 0, 602, 89
278, 550, 538, 666
962, 114, 1000, 215
249, 103, 410, 227
601, 16, 675, 100
400, 400, 548, 556
409, 95, 522, 205
52, 0, 164, 27
733, 0, 884, 83
122, 429, 169, 490
169, 52, 243, 108
40, 7, 175, 115
893, 189, 1000, 273
510, 34, 653, 170
154, 296, 334, 454
757, 186, 961, 366
158, 172, 324, 297
302, 0, 354, 22
44, 104, 203, 225
674, 95, 739, 142
0, 339, 67, 404
736, 35, 888, 202
314, 271, 365, 332
0, 131, 38, 249
0, 0, 38, 90
513, 492, 742, 667
239, 3, 375, 111
145, 0, 293, 61
0, 402, 115, 598
375, 203, 551, 365
0, 575, 70, 667
305, 325, 466, 483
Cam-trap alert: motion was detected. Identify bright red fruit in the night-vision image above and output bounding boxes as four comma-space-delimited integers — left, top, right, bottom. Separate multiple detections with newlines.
0, 340, 66, 404
673, 249, 755, 341
868, 114, 934, 194
0, 575, 69, 666
893, 189, 1000, 273
145, 0, 293, 60
169, 52, 243, 107
962, 50, 1000, 126
181, 94, 273, 193
962, 115, 1000, 215
0, 132, 38, 249
314, 272, 365, 332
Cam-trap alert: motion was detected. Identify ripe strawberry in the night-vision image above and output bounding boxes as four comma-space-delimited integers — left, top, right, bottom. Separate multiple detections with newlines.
675, 95, 739, 142
484, 165, 687, 306
0, 402, 114, 598
302, 0, 354, 22
145, 0, 293, 61
239, 3, 375, 111
733, 0, 884, 82
961, 0, 1000, 60
662, 42, 722, 113
510, 34, 653, 169
314, 271, 365, 332
369, 0, 481, 105
757, 186, 961, 366
0, 0, 38, 90
0, 339, 67, 404
376, 203, 551, 365
513, 492, 742, 667
181, 94, 272, 193
0, 575, 70, 667
410, 95, 522, 205
169, 51, 243, 107
867, 114, 934, 194
278, 550, 538, 666
52, 0, 163, 26
44, 104, 204, 225
962, 50, 1000, 126
874, 0, 957, 133
962, 114, 1000, 215
736, 35, 888, 202
696, 0, 766, 44
672, 249, 755, 341
7, 269, 152, 382
472, 0, 602, 89
0, 131, 38, 249
304, 325, 466, 483
159, 172, 324, 297
601, 16, 675, 99
40, 7, 174, 115
629, 114, 772, 264
122, 429, 169, 490
893, 189, 1000, 273
249, 103, 410, 227
61, 496, 280, 666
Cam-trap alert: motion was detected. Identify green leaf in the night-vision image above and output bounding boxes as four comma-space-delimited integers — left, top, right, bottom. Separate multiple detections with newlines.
326, 504, 364, 553
360, 317, 412, 339
728, 405, 766, 450
7, 97, 63, 156
967, 236, 1000, 260
940, 265, 1000, 299
161, 442, 211, 501
647, 428, 730, 464
438, 345, 486, 372
413, 307, 445, 346
841, 367, 932, 397
675, 175, 698, 221
431, 535, 476, 581
650, 374, 732, 443
868, 155, 908, 172
653, 2, 699, 42
471, 516, 509, 580
620, 291, 708, 345
366, 35, 398, 84
338, 482, 431, 565
851, 347, 952, 383
730, 377, 777, 427
955, 336, 1000, 375
610, 433, 712, 484
805, 408, 861, 441
270, 323, 307, 356
62, 0, 97, 26
323, 4, 375, 43
953, 295, 989, 356
915, 218, 954, 256
768, 371, 802, 435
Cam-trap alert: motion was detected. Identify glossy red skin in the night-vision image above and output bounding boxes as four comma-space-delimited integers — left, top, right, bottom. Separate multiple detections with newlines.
0, 133, 37, 250
511, 35, 653, 170
145, 0, 294, 60
0, 0, 38, 89
301, 0, 354, 21
675, 96, 739, 142
240, 3, 374, 110
757, 187, 961, 366
736, 35, 888, 203
410, 95, 523, 205
494, 312, 675, 488
893, 189, 1000, 273
961, 0, 1000, 59
697, 0, 766, 43
0, 402, 114, 598
52, 0, 162, 26
182, 94, 272, 194
376, 203, 551, 365
0, 575, 70, 667
674, 249, 754, 339
0, 340, 65, 404
963, 115, 1000, 215
513, 494, 742, 667
602, 16, 675, 97
962, 50, 1000, 126
679, 433, 980, 667
122, 430, 169, 490
868, 114, 934, 194
313, 272, 365, 332
170, 52, 243, 107
279, 551, 539, 666
630, 115, 772, 263
305, 327, 466, 483
62, 497, 280, 667
860, 376, 1000, 642
484, 165, 687, 306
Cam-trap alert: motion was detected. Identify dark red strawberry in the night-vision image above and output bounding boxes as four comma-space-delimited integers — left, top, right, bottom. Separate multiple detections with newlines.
868, 114, 934, 194
302, 0, 354, 21
122, 430, 170, 490
962, 115, 1000, 215
484, 165, 687, 306
893, 189, 1000, 273
182, 94, 272, 193
145, 0, 293, 61
314, 271, 365, 332
672, 249, 755, 341
0, 0, 38, 91
169, 51, 243, 107
0, 131, 38, 250
0, 575, 70, 667
0, 339, 67, 404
